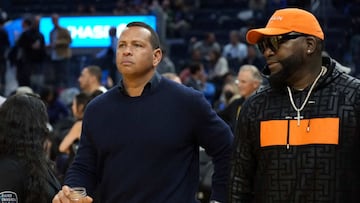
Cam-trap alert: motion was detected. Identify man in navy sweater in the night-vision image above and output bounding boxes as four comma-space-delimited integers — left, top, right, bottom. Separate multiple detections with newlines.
53, 22, 233, 203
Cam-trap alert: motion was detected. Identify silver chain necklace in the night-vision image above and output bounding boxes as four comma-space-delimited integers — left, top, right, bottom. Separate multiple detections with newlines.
287, 66, 326, 126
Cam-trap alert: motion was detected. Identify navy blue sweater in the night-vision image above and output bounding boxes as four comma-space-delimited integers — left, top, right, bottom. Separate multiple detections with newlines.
65, 76, 233, 203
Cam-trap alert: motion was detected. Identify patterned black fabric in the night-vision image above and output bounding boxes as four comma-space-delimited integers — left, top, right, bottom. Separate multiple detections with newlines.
229, 57, 360, 203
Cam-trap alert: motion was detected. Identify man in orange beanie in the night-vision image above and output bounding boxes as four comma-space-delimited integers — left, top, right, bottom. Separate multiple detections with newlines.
229, 8, 360, 202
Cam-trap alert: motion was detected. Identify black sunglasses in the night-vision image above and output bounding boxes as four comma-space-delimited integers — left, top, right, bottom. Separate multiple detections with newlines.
257, 33, 308, 53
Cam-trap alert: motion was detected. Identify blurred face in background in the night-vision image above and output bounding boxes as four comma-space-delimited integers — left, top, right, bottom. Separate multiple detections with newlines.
222, 83, 237, 102
71, 97, 85, 120
247, 45, 258, 59
229, 31, 239, 44
78, 68, 92, 91
237, 69, 260, 99
51, 14, 59, 27
71, 97, 80, 119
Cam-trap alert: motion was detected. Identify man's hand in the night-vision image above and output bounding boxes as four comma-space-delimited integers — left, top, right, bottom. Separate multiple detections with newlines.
53, 185, 93, 203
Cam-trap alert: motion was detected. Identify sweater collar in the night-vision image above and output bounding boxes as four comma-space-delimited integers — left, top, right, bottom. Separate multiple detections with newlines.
118, 72, 161, 96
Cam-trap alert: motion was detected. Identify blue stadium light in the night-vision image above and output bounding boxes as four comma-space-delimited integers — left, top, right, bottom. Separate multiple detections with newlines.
5, 15, 157, 48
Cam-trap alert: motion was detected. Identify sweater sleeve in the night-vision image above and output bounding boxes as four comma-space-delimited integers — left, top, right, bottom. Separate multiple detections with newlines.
64, 110, 98, 197
192, 91, 234, 202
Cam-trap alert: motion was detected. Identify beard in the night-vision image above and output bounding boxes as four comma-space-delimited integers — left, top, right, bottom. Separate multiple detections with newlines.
268, 53, 303, 90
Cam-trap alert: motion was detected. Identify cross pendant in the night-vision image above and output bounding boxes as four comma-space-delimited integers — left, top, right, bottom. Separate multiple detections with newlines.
293, 111, 303, 126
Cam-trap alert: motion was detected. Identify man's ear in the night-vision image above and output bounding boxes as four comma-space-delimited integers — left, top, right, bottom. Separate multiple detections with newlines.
153, 48, 163, 66
305, 36, 317, 54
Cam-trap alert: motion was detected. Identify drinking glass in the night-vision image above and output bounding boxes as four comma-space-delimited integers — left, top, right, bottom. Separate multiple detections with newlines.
69, 187, 87, 201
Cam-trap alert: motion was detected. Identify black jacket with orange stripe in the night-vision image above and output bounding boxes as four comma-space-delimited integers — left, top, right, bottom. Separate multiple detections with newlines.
229, 57, 360, 203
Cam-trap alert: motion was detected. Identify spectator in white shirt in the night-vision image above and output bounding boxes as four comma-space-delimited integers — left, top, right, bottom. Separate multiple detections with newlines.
78, 65, 107, 94
222, 30, 248, 62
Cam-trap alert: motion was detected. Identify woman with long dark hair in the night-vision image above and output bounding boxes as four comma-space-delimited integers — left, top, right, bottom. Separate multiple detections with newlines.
0, 93, 60, 203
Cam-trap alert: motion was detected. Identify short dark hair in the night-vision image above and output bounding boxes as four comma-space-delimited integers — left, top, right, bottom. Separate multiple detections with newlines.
74, 92, 93, 113
86, 65, 102, 83
126, 21, 160, 49
23, 17, 33, 27
39, 85, 58, 103
189, 63, 203, 74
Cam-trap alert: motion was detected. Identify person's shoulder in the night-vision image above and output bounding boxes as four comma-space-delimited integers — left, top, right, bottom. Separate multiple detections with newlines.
89, 86, 123, 107
0, 157, 26, 203
238, 42, 247, 48
257, 84, 271, 93
0, 157, 25, 183
342, 74, 360, 93
0, 96, 6, 106
333, 69, 360, 89
98, 86, 107, 93
245, 85, 272, 103
160, 77, 201, 97
0, 157, 23, 170
36, 30, 45, 37
58, 26, 68, 31
223, 43, 232, 49
159, 78, 209, 106
58, 26, 71, 35
88, 87, 115, 105
341, 73, 360, 82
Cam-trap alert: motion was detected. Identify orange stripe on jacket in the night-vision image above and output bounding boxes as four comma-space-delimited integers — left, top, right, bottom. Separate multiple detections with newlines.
260, 118, 339, 147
